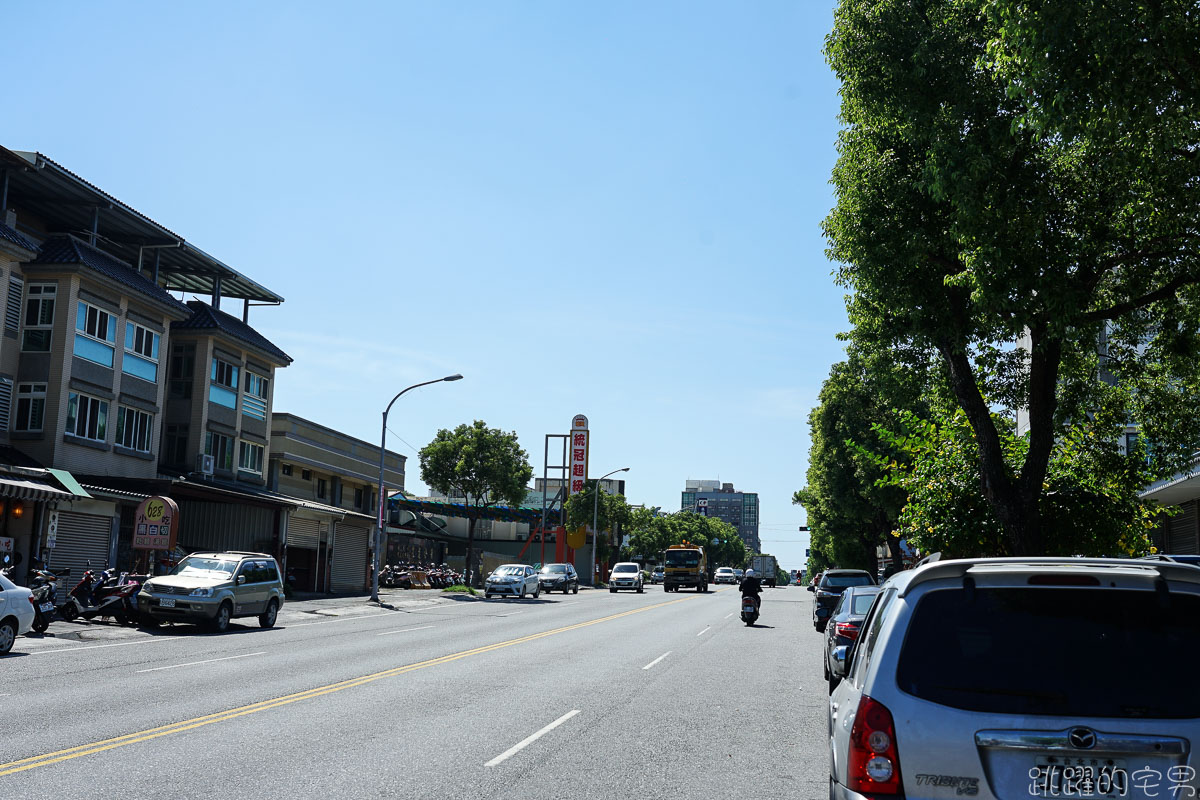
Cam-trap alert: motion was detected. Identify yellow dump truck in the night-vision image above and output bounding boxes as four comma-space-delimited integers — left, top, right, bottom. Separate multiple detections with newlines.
663, 543, 708, 592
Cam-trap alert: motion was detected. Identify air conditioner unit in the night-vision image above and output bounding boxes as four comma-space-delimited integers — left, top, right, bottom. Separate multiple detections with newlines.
196, 453, 215, 476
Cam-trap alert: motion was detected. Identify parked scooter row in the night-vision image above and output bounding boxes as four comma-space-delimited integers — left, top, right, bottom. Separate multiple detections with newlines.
379, 563, 463, 589
2, 558, 150, 629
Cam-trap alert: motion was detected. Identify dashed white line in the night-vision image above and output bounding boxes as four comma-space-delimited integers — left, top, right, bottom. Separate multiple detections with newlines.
724, 613, 734, 619
697, 626, 711, 637
31, 637, 183, 655
642, 652, 670, 670
485, 710, 581, 767
495, 610, 526, 618
137, 651, 265, 673
376, 625, 435, 637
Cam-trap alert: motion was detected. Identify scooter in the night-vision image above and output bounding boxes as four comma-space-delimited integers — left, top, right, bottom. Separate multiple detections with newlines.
59, 568, 139, 625
740, 594, 760, 626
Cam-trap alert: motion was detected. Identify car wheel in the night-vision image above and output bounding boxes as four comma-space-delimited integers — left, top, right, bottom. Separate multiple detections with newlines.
259, 599, 279, 629
209, 602, 232, 633
572, 584, 578, 594
609, 587, 616, 593
520, 586, 526, 599
0, 618, 16, 654
533, 586, 540, 599
485, 592, 492, 599
637, 585, 644, 593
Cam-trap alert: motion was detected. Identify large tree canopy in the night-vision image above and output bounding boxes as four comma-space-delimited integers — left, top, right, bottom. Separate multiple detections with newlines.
419, 420, 533, 584
825, 0, 1200, 554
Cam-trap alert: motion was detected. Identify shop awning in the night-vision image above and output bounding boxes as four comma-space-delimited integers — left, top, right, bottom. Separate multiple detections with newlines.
47, 468, 93, 498
0, 475, 75, 501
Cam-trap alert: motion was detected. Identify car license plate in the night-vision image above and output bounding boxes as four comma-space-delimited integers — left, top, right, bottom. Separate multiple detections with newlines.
39, 602, 53, 612
1029, 758, 1128, 798
159, 598, 176, 608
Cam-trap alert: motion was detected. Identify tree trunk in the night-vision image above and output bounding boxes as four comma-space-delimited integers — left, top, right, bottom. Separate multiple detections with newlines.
886, 534, 904, 573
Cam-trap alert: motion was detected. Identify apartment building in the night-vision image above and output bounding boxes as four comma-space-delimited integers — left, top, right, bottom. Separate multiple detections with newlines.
681, 479, 761, 552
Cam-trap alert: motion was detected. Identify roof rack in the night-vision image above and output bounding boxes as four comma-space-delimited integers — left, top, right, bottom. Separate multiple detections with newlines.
897, 556, 1200, 598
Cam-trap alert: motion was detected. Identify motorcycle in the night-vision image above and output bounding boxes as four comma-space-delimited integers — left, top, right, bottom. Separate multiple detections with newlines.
59, 567, 141, 625
740, 594, 760, 626
26, 566, 69, 633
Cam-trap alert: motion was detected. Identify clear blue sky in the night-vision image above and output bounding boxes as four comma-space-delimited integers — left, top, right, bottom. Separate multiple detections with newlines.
5, 1, 847, 570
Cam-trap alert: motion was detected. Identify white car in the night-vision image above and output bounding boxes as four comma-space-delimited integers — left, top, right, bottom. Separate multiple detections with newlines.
484, 564, 541, 599
609, 562, 644, 593
714, 567, 737, 584
0, 571, 35, 655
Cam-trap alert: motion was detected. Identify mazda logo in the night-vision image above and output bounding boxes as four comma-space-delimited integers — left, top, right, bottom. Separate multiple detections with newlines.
1069, 728, 1097, 749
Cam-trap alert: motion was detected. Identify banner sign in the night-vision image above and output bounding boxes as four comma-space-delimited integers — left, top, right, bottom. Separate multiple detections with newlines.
133, 495, 180, 551
568, 414, 589, 496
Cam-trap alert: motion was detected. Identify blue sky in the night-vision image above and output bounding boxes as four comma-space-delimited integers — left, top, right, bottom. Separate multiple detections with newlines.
5, 1, 847, 570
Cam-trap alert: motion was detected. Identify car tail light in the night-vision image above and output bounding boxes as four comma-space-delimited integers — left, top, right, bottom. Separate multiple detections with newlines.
848, 695, 903, 797
28, 596, 37, 607
834, 621, 861, 640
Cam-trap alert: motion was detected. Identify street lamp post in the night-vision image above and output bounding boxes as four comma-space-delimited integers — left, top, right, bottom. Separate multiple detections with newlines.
590, 466, 630, 586
371, 373, 463, 604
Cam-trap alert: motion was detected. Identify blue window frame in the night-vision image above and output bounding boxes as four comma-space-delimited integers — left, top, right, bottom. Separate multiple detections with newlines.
123, 322, 160, 382
74, 301, 116, 368
209, 358, 239, 409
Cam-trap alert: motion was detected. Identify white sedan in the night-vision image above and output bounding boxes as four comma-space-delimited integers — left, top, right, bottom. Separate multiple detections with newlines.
0, 571, 35, 655
485, 564, 541, 599
608, 562, 644, 593
714, 567, 737, 584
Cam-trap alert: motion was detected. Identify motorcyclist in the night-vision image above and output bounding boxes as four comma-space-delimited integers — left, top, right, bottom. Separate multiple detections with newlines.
740, 568, 763, 609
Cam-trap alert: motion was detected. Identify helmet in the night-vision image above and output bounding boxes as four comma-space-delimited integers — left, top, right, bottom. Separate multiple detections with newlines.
745, 569, 755, 577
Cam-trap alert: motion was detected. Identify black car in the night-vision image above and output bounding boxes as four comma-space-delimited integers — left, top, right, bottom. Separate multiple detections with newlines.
538, 563, 579, 594
809, 568, 875, 631
822, 585, 881, 691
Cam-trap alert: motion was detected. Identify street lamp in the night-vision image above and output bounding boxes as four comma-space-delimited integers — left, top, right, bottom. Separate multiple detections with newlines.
591, 466, 630, 586
371, 373, 463, 604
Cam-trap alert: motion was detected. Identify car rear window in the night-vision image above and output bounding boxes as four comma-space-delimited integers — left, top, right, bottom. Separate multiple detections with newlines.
896, 586, 1200, 718
822, 574, 873, 588
851, 593, 877, 614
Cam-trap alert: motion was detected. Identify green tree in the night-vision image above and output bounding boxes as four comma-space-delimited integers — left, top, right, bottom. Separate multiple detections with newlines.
794, 344, 927, 573
824, 0, 1200, 555
623, 511, 745, 571
563, 483, 632, 568
419, 420, 533, 585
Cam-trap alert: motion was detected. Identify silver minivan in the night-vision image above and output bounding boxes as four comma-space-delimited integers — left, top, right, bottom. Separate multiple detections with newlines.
828, 557, 1200, 800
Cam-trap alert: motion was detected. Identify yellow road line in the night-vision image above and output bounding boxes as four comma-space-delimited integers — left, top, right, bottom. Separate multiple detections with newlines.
0, 593, 696, 777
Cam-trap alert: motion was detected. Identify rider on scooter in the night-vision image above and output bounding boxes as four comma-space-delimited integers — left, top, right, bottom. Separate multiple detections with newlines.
740, 568, 762, 609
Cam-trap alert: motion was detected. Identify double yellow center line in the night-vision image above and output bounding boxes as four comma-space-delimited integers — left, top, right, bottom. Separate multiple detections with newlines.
0, 594, 694, 777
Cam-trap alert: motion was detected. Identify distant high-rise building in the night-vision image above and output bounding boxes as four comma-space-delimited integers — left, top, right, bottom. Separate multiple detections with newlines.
680, 480, 760, 552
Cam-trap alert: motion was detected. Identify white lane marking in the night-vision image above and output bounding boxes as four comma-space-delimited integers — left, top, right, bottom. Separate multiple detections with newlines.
724, 613, 733, 619
136, 652, 265, 673
642, 652, 670, 670
485, 710, 581, 767
31, 637, 183, 655
697, 626, 711, 637
495, 610, 526, 618
376, 625, 435, 637
555, 602, 579, 607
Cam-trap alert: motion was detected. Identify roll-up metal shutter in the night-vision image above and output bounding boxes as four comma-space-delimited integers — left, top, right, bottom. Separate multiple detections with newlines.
1168, 501, 1199, 554
331, 523, 369, 592
49, 511, 113, 578
179, 502, 274, 554
287, 517, 320, 549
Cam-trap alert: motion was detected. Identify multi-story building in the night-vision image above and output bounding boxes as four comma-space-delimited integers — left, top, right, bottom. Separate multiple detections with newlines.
268, 412, 404, 593
0, 145, 292, 578
680, 479, 760, 552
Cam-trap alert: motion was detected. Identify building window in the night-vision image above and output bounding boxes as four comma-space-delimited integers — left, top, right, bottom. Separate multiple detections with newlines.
123, 322, 160, 382
238, 440, 264, 475
243, 372, 268, 420
116, 406, 153, 452
209, 358, 239, 409
281, 463, 293, 477
6, 276, 23, 334
15, 383, 46, 432
22, 283, 55, 352
205, 431, 234, 471
169, 343, 194, 399
74, 301, 117, 367
316, 478, 327, 499
66, 392, 108, 442
302, 469, 312, 481
354, 487, 364, 509
165, 424, 189, 466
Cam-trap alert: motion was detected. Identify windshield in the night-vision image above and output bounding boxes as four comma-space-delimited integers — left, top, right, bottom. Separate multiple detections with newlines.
717, 568, 733, 574
822, 574, 873, 588
540, 565, 567, 574
173, 558, 238, 579
613, 564, 638, 573
897, 587, 1200, 718
665, 551, 700, 567
495, 566, 525, 576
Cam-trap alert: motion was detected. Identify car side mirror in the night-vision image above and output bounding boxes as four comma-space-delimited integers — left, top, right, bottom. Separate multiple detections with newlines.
237, 575, 246, 585
807, 585, 815, 592
832, 646, 849, 678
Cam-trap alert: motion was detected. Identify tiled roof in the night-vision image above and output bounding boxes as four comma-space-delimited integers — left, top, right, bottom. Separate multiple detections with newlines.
0, 221, 38, 254
29, 236, 190, 313
174, 300, 292, 365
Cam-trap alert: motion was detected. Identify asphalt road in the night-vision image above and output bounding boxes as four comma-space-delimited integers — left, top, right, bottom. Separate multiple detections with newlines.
1, 584, 830, 799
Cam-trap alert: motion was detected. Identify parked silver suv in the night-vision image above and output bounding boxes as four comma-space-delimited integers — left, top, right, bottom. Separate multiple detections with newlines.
139, 551, 285, 632
828, 557, 1200, 800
